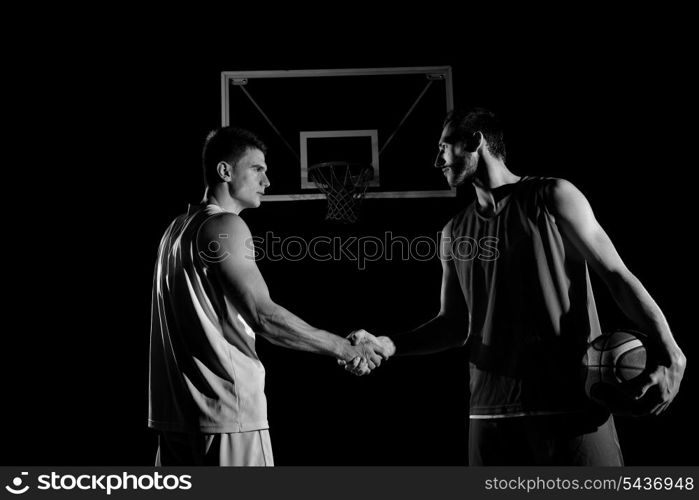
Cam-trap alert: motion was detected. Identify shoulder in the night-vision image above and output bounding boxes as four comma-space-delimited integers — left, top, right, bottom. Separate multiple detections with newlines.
542, 178, 588, 210
518, 176, 576, 197
537, 178, 598, 227
199, 212, 250, 237
197, 212, 252, 254
520, 177, 589, 215
542, 177, 578, 195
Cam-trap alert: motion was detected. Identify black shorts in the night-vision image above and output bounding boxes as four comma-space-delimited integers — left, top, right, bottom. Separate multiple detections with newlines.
468, 412, 624, 466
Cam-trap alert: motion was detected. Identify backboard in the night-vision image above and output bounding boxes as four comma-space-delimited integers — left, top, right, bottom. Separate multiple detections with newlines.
221, 67, 456, 201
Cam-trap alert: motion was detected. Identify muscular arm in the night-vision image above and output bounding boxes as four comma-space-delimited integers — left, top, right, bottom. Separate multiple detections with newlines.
549, 179, 686, 413
197, 213, 386, 367
387, 222, 470, 355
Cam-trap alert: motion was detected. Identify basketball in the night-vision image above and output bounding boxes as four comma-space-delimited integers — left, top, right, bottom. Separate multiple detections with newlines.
583, 330, 648, 415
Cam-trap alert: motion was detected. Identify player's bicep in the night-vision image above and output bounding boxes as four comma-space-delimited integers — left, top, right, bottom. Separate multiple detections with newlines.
197, 214, 274, 319
549, 179, 629, 279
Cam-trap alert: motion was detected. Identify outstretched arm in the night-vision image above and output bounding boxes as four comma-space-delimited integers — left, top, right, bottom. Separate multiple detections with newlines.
384, 222, 470, 356
549, 179, 686, 414
198, 213, 388, 373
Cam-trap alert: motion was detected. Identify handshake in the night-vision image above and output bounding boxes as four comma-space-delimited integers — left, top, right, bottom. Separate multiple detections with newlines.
338, 330, 396, 376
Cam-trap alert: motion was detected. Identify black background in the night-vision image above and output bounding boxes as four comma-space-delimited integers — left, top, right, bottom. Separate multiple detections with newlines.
4, 9, 697, 466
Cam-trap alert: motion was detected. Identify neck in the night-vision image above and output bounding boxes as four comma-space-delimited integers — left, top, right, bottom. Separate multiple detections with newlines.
202, 185, 244, 215
470, 155, 521, 213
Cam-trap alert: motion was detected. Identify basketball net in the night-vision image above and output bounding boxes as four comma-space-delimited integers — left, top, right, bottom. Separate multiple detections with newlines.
309, 162, 373, 223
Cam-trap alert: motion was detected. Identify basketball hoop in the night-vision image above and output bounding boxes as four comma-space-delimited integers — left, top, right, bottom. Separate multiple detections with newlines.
308, 162, 373, 223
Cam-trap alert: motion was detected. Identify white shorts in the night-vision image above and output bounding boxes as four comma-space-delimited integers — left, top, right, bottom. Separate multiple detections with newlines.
155, 429, 274, 466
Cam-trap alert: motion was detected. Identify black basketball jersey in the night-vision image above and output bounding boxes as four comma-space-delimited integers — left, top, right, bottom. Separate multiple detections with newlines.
448, 176, 602, 418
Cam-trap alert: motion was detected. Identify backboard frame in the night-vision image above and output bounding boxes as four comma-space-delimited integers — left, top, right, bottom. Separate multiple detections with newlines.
220, 66, 456, 201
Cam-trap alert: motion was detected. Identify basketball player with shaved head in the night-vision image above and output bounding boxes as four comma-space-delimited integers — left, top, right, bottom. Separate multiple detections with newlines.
347, 108, 686, 465
149, 127, 391, 466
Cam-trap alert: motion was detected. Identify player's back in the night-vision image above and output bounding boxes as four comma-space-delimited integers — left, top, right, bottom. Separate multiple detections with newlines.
148, 204, 269, 434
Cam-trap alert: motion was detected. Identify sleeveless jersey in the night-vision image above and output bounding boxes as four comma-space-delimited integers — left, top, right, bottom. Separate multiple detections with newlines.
149, 204, 268, 433
448, 177, 602, 418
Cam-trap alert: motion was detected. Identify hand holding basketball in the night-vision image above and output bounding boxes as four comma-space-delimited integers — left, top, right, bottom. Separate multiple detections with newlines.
584, 330, 686, 416
632, 345, 686, 416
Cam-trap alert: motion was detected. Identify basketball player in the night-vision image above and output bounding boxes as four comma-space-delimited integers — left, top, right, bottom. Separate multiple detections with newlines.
149, 127, 391, 466
346, 109, 686, 465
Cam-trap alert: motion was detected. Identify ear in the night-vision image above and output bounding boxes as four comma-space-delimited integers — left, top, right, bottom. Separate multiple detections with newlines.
464, 132, 484, 153
216, 161, 233, 182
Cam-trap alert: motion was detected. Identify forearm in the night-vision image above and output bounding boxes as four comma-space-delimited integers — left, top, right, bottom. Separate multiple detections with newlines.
389, 314, 468, 356
257, 303, 352, 360
609, 271, 684, 363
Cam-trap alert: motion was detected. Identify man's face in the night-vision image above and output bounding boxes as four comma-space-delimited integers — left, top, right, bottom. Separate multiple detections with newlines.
434, 124, 478, 187
228, 147, 270, 209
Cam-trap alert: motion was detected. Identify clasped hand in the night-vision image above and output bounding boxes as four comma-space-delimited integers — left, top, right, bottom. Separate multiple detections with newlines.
338, 329, 396, 376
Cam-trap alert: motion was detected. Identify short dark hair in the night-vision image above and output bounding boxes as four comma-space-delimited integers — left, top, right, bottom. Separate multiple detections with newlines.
443, 108, 506, 161
202, 127, 267, 186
